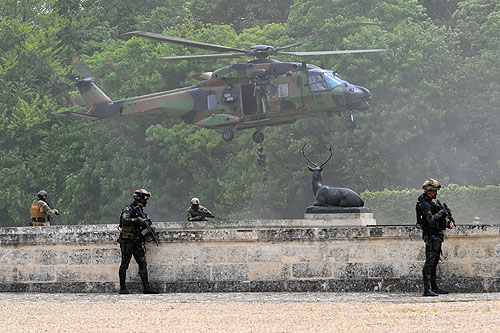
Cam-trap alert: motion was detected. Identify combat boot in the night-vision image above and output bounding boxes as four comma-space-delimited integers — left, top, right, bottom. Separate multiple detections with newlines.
423, 288, 439, 296
431, 284, 449, 294
119, 288, 131, 294
423, 283, 438, 296
142, 281, 159, 294
118, 271, 130, 294
140, 272, 159, 294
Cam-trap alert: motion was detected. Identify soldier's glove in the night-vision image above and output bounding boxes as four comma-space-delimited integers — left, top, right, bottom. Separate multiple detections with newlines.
434, 209, 446, 221
54, 209, 59, 215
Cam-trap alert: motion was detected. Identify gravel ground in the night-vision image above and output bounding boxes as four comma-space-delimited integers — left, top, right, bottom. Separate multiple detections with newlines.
1, 292, 499, 332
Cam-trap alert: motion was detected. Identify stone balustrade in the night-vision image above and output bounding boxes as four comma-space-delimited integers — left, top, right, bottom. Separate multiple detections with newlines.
0, 221, 498, 293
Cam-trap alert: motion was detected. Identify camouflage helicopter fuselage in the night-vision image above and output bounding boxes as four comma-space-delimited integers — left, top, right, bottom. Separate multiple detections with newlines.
69, 59, 371, 142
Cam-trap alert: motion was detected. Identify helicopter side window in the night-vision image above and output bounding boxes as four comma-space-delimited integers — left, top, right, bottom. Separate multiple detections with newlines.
207, 93, 216, 109
277, 83, 289, 97
308, 73, 330, 92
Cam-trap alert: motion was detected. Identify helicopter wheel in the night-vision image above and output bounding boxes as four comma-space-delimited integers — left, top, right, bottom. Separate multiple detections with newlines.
222, 128, 234, 141
252, 130, 264, 143
345, 119, 358, 130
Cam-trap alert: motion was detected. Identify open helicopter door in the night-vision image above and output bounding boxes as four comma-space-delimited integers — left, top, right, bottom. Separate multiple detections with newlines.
241, 84, 258, 116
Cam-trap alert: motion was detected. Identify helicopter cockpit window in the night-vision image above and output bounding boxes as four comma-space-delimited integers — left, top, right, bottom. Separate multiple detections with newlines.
324, 73, 343, 88
278, 83, 289, 97
308, 73, 330, 92
207, 93, 216, 109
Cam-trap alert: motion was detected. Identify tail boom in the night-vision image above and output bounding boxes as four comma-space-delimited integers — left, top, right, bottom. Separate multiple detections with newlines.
64, 78, 121, 119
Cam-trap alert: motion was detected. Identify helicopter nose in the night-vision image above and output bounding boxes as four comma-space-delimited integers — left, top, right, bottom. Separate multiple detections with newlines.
346, 85, 371, 111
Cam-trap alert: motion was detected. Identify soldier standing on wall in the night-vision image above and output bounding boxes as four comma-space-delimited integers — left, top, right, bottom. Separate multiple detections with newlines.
416, 178, 455, 296
30, 190, 58, 226
187, 198, 214, 221
118, 189, 158, 294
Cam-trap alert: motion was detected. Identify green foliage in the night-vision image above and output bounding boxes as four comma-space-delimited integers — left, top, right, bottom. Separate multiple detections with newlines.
452, 0, 500, 56
419, 0, 460, 26
188, 0, 293, 33
1, 0, 500, 227
362, 185, 500, 225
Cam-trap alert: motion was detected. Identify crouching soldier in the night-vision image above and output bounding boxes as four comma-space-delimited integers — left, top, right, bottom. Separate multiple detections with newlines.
118, 189, 158, 294
187, 198, 214, 221
30, 190, 58, 226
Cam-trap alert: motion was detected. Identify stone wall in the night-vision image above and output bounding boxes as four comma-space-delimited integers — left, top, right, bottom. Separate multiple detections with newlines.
0, 220, 498, 293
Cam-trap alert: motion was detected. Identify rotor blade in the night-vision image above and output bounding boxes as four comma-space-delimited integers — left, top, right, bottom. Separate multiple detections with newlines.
126, 31, 247, 53
157, 53, 247, 61
278, 49, 386, 56
276, 35, 329, 51
276, 22, 380, 51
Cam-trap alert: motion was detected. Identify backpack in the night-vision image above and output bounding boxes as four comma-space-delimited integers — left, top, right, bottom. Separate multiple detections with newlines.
415, 200, 425, 228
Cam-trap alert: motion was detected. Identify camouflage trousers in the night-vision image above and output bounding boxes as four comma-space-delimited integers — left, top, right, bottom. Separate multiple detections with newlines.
118, 239, 148, 280
31, 221, 50, 226
422, 234, 443, 288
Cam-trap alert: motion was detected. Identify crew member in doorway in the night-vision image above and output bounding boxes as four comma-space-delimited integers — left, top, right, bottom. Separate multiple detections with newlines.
254, 82, 270, 114
30, 190, 58, 226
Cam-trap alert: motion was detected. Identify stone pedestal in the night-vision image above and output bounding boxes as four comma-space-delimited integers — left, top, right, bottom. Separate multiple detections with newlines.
304, 206, 376, 226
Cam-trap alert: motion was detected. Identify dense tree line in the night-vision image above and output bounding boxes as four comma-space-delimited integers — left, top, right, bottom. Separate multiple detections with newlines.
1, 0, 499, 226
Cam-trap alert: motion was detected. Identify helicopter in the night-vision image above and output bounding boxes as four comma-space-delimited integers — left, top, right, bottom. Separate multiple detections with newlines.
64, 30, 385, 143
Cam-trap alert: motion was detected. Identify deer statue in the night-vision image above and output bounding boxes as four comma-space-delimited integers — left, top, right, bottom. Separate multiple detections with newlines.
302, 144, 364, 207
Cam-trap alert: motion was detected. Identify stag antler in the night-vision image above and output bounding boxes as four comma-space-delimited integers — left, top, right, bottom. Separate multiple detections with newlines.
301, 144, 317, 167
319, 144, 333, 168
302, 144, 333, 168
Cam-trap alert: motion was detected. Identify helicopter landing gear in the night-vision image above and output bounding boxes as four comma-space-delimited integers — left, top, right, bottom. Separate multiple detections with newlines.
345, 111, 357, 130
252, 130, 264, 143
222, 128, 234, 141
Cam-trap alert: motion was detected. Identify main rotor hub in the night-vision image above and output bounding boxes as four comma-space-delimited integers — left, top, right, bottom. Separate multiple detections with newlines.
249, 45, 275, 59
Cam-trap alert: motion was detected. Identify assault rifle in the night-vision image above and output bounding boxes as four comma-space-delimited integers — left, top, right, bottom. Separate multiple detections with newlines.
46, 199, 59, 224
133, 206, 159, 246
188, 210, 215, 221
436, 200, 455, 229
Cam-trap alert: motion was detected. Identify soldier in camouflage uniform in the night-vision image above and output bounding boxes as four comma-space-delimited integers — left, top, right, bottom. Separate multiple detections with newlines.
118, 189, 158, 294
255, 146, 268, 185
254, 82, 271, 114
416, 178, 455, 296
187, 198, 214, 221
30, 190, 58, 226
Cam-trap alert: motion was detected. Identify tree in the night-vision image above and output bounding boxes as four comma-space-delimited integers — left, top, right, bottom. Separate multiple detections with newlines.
188, 0, 293, 33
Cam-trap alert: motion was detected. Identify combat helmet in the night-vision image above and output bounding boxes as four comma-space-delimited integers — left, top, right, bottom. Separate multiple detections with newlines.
422, 178, 441, 192
37, 190, 48, 201
133, 189, 151, 202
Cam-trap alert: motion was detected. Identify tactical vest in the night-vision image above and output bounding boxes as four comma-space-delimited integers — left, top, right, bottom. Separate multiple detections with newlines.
30, 200, 46, 219
416, 195, 445, 233
119, 205, 141, 240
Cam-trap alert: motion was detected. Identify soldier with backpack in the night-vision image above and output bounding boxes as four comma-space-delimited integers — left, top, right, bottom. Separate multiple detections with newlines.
416, 178, 455, 297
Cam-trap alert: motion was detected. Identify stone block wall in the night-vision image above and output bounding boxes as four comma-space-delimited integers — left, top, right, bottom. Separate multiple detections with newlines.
0, 221, 498, 293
